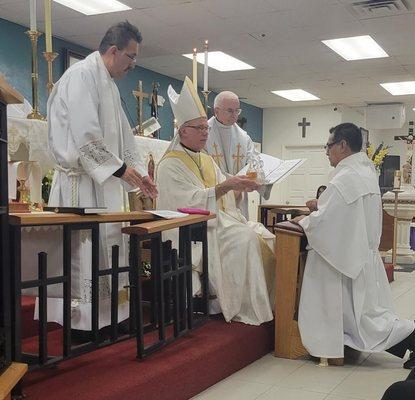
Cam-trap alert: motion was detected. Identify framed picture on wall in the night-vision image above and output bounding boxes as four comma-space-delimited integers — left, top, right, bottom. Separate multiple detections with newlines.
63, 49, 87, 72
360, 127, 369, 150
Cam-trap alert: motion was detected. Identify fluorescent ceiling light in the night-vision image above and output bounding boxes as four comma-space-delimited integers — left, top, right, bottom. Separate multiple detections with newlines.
183, 51, 254, 72
380, 81, 415, 95
271, 89, 320, 102
322, 35, 389, 61
53, 0, 131, 15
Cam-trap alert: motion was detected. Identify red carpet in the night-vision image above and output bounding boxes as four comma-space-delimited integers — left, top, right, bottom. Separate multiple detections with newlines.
22, 319, 274, 400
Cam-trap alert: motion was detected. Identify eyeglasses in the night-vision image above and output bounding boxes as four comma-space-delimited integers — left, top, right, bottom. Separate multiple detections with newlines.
117, 47, 137, 63
219, 108, 242, 116
324, 140, 341, 150
186, 125, 210, 132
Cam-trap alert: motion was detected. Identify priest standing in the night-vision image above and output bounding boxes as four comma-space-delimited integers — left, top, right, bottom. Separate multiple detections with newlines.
157, 77, 275, 326
205, 91, 272, 219
47, 21, 157, 330
292, 123, 415, 368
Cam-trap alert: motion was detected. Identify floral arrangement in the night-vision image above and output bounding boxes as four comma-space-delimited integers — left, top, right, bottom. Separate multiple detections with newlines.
366, 142, 391, 172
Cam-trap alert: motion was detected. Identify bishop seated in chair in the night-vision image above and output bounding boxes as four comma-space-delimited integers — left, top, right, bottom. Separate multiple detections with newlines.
156, 77, 275, 326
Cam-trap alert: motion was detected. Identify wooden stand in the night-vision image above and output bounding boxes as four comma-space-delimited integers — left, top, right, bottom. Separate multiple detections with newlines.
0, 363, 27, 400
274, 224, 308, 359
274, 222, 344, 366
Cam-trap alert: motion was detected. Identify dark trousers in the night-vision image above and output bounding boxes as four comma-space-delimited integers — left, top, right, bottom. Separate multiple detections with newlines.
381, 368, 415, 400
386, 329, 415, 359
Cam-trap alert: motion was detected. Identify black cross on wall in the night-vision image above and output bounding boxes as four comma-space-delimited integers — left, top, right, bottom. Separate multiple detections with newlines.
298, 117, 310, 138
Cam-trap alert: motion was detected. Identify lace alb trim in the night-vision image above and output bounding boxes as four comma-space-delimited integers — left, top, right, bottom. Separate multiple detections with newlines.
79, 139, 115, 173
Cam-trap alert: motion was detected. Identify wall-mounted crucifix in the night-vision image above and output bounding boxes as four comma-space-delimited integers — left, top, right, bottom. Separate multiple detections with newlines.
394, 121, 414, 145
298, 117, 310, 138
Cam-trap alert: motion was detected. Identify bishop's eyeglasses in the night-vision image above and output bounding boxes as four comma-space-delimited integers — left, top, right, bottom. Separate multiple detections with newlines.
186, 125, 210, 132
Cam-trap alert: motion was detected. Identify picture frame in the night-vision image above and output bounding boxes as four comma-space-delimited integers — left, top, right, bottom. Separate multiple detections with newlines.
63, 49, 87, 72
360, 127, 369, 150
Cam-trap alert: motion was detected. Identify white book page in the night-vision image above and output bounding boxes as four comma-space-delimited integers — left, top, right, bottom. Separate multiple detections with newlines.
146, 210, 189, 219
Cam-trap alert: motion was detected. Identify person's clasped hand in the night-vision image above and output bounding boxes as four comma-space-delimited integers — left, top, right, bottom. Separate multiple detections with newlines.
306, 199, 318, 212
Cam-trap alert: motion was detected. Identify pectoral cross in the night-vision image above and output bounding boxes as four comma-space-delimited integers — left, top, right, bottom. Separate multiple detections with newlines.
232, 143, 245, 173
298, 117, 310, 138
132, 80, 149, 136
211, 142, 224, 165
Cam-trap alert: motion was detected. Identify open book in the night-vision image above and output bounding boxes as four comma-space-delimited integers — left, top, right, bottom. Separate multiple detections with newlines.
238, 153, 306, 185
146, 210, 189, 219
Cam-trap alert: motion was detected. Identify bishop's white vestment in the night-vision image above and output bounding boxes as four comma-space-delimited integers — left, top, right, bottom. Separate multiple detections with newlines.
205, 117, 271, 219
156, 142, 274, 325
298, 152, 415, 358
46, 51, 146, 330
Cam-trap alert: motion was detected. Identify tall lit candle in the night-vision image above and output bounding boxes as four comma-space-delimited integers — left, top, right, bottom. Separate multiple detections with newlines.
394, 170, 401, 190
44, 0, 52, 52
203, 40, 208, 91
192, 48, 197, 91
30, 0, 37, 31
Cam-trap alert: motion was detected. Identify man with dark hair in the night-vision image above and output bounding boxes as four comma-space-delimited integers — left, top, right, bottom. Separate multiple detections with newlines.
292, 123, 415, 368
46, 21, 157, 331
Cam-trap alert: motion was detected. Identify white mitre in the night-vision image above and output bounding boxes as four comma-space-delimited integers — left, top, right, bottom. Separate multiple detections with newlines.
167, 76, 206, 127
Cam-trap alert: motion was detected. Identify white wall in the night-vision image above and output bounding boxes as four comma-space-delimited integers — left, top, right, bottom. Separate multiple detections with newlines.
262, 105, 342, 203
262, 104, 415, 205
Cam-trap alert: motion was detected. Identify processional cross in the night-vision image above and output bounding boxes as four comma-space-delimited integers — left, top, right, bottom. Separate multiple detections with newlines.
298, 117, 310, 138
232, 143, 245, 173
211, 143, 224, 165
132, 80, 149, 136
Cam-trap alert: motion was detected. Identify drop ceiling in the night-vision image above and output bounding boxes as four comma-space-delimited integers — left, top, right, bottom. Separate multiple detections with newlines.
1, 0, 415, 109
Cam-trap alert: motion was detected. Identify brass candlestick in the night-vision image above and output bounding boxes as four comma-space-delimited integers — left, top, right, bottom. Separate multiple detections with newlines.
43, 51, 59, 94
26, 30, 45, 120
201, 90, 211, 114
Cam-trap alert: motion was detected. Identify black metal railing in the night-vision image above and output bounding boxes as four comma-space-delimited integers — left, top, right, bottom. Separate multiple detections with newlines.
10, 218, 209, 368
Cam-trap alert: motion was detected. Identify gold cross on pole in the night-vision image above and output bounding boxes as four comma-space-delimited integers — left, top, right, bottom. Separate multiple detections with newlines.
232, 143, 245, 173
132, 80, 150, 136
211, 142, 224, 165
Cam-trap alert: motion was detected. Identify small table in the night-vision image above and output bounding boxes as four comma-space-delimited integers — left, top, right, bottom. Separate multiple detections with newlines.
258, 205, 310, 230
122, 213, 216, 359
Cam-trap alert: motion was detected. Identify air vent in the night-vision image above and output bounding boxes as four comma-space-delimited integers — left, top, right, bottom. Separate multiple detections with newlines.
343, 0, 411, 18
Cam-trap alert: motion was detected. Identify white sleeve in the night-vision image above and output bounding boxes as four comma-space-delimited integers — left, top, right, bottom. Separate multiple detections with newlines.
66, 70, 123, 184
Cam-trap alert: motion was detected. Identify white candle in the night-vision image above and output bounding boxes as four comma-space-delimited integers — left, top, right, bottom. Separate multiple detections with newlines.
203, 40, 208, 91
30, 0, 37, 31
44, 0, 52, 52
394, 170, 401, 190
192, 48, 197, 91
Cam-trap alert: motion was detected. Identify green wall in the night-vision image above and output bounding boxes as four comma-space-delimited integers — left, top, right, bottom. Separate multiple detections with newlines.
0, 17, 263, 142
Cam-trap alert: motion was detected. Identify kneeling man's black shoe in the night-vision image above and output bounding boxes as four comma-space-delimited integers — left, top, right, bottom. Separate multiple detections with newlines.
403, 351, 415, 369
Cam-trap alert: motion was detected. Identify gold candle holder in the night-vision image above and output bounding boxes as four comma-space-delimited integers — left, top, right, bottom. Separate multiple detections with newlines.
201, 90, 210, 114
43, 51, 58, 94
26, 30, 45, 120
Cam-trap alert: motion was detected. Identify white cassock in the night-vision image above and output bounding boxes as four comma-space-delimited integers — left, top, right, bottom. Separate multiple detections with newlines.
156, 142, 274, 325
46, 51, 146, 330
298, 152, 415, 358
205, 117, 271, 219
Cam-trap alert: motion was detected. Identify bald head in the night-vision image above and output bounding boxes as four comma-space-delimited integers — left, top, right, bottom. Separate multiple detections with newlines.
214, 91, 241, 126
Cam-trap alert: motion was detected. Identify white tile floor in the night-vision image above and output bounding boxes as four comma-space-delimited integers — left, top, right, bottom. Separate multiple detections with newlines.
192, 269, 415, 400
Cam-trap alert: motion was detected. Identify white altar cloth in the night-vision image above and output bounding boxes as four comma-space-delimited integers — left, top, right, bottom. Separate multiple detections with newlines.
21, 135, 170, 329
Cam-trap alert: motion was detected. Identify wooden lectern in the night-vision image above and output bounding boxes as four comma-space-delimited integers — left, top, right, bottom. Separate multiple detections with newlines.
274, 221, 309, 359
0, 75, 26, 397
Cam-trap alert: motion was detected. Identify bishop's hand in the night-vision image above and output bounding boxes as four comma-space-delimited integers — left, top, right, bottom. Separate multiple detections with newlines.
226, 175, 260, 192
121, 166, 158, 199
